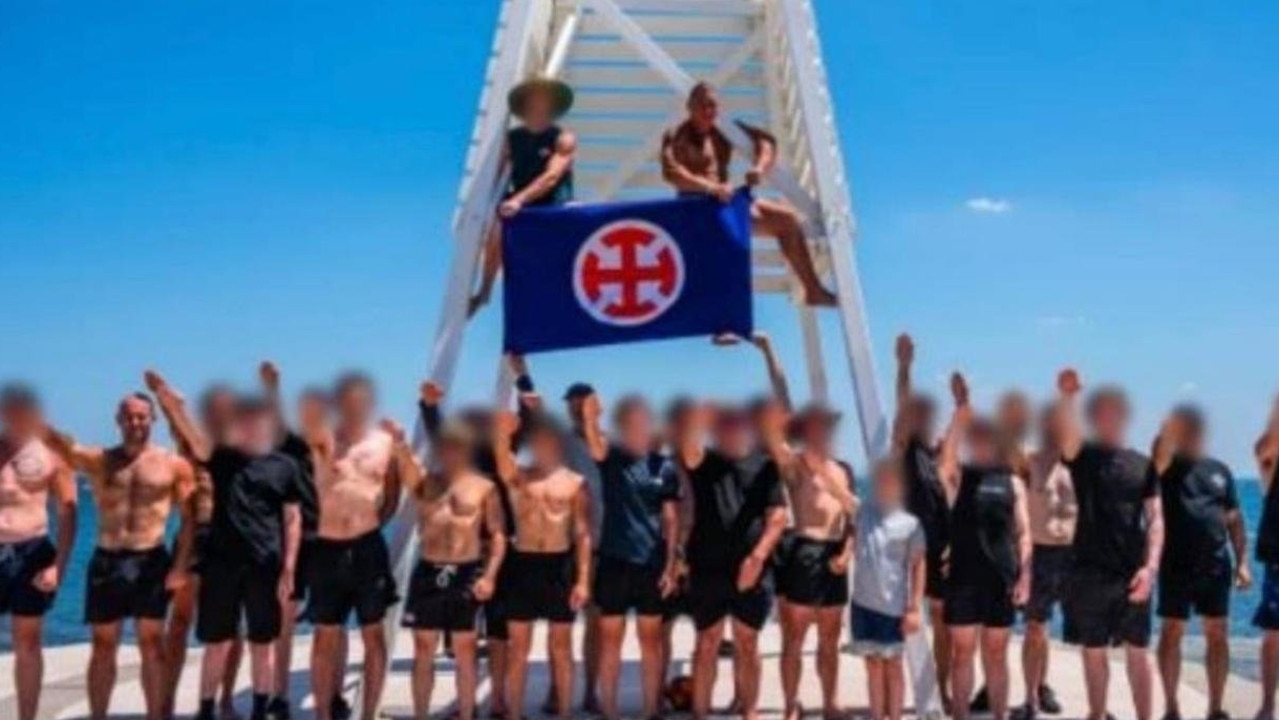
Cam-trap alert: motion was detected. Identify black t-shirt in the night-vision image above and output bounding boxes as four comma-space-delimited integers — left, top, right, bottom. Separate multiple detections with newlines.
949, 465, 1018, 585
277, 432, 319, 538
597, 446, 680, 567
1159, 455, 1237, 574
1065, 442, 1157, 577
904, 437, 950, 560
685, 448, 786, 573
204, 446, 305, 567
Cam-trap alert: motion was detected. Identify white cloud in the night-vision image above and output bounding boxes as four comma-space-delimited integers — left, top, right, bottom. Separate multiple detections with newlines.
965, 197, 1013, 214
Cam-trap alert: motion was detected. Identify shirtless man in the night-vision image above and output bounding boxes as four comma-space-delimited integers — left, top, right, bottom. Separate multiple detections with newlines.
400, 417, 505, 720
163, 385, 244, 720
304, 374, 405, 720
764, 403, 858, 720
44, 393, 197, 720
148, 372, 305, 720
1018, 408, 1077, 720
0, 385, 78, 720
493, 410, 592, 720
469, 75, 577, 316
661, 82, 835, 307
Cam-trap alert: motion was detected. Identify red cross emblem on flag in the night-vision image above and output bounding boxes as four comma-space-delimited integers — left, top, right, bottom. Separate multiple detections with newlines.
572, 219, 686, 327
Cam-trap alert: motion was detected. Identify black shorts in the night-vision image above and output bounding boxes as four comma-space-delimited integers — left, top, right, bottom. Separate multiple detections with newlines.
1159, 560, 1231, 620
594, 555, 666, 617
289, 538, 318, 603
1025, 545, 1072, 623
1063, 566, 1151, 648
925, 550, 947, 601
85, 545, 172, 624
776, 538, 849, 608
943, 576, 1015, 628
504, 550, 577, 624
197, 558, 282, 644
688, 569, 773, 631
403, 560, 483, 632
306, 531, 398, 627
0, 536, 56, 617
190, 525, 211, 573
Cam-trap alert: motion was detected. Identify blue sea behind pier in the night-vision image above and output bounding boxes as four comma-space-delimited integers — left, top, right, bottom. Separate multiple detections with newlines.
1, 477, 1273, 678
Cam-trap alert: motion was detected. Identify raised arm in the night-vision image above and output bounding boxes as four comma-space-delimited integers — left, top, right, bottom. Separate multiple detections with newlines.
146, 370, 212, 463
1151, 414, 1180, 478
1054, 369, 1084, 462
500, 131, 576, 216
937, 372, 971, 500
891, 333, 915, 451
418, 380, 445, 445
492, 411, 521, 485
41, 424, 106, 477
756, 398, 797, 477
259, 361, 285, 440
751, 332, 792, 412
580, 393, 609, 463
740, 121, 778, 185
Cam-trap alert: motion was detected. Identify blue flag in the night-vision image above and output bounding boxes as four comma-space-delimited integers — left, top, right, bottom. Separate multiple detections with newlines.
503, 190, 754, 354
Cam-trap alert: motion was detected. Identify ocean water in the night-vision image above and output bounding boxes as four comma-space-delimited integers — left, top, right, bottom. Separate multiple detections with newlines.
1, 478, 1273, 677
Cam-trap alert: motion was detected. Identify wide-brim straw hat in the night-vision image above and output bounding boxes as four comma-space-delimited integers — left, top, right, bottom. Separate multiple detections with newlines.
508, 76, 574, 119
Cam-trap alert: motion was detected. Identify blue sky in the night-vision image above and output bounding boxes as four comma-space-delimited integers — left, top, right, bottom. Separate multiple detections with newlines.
2, 1, 1276, 470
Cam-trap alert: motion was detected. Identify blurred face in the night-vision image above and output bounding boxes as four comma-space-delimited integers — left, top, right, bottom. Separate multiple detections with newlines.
566, 397, 587, 424
438, 439, 470, 475
529, 427, 563, 470
873, 462, 904, 508
115, 396, 155, 446
235, 408, 278, 455
0, 400, 40, 441
799, 417, 837, 453
967, 425, 1000, 466
524, 88, 554, 127
1089, 395, 1129, 446
908, 396, 937, 442
997, 393, 1031, 445
460, 409, 494, 442
201, 389, 237, 439
1173, 412, 1207, 457
687, 88, 719, 129
712, 411, 752, 458
336, 382, 375, 429
616, 403, 653, 455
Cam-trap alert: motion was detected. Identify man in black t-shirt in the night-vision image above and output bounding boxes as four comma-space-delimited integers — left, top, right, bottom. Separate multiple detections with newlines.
676, 404, 787, 720
890, 334, 954, 710
1054, 370, 1164, 720
1152, 405, 1247, 720
1251, 399, 1279, 720
148, 372, 305, 720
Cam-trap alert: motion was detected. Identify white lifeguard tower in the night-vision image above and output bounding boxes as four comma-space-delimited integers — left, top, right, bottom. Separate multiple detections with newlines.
378, 0, 938, 715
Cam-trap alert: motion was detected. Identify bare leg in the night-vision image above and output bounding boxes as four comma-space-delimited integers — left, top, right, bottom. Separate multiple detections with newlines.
979, 628, 1011, 720
780, 602, 814, 720
930, 601, 952, 713
1082, 647, 1110, 720
886, 656, 906, 720
731, 620, 762, 720
488, 638, 509, 718
1260, 631, 1279, 720
1157, 618, 1185, 717
359, 625, 388, 720
454, 632, 480, 720
311, 627, 342, 720
692, 622, 726, 720
1125, 643, 1153, 720
549, 623, 576, 720
582, 607, 601, 713
274, 600, 298, 705
506, 622, 533, 720
137, 619, 168, 720
1203, 617, 1229, 716
949, 626, 979, 720
88, 622, 123, 720
222, 636, 245, 717
815, 607, 844, 718
12, 617, 44, 720
200, 641, 234, 707
412, 631, 440, 720
752, 199, 837, 307
333, 631, 349, 711
248, 641, 275, 697
165, 581, 198, 718
637, 615, 665, 719
598, 615, 626, 720
1022, 620, 1050, 711
469, 222, 503, 317
865, 658, 886, 720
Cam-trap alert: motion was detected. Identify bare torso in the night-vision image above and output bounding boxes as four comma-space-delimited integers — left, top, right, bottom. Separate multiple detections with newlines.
0, 439, 58, 544
1027, 449, 1077, 546
416, 472, 493, 563
89, 445, 182, 551
787, 455, 858, 542
316, 428, 391, 540
510, 466, 583, 553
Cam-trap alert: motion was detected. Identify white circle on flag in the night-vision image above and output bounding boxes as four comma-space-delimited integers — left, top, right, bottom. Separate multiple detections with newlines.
572, 219, 686, 327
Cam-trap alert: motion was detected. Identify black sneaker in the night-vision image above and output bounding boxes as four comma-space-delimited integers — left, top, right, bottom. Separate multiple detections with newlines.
1038, 685, 1061, 716
970, 687, 990, 714
266, 697, 291, 720
1011, 704, 1037, 720
331, 695, 353, 720
1207, 711, 1231, 720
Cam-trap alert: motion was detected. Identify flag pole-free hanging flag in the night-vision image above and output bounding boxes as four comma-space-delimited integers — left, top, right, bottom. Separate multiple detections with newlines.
502, 189, 755, 354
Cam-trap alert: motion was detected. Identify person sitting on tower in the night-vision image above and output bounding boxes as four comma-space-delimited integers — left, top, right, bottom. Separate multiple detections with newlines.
660, 81, 837, 307
469, 75, 578, 317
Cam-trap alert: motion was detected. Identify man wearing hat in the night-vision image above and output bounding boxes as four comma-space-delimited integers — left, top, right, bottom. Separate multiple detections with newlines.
469, 75, 578, 317
760, 400, 859, 720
